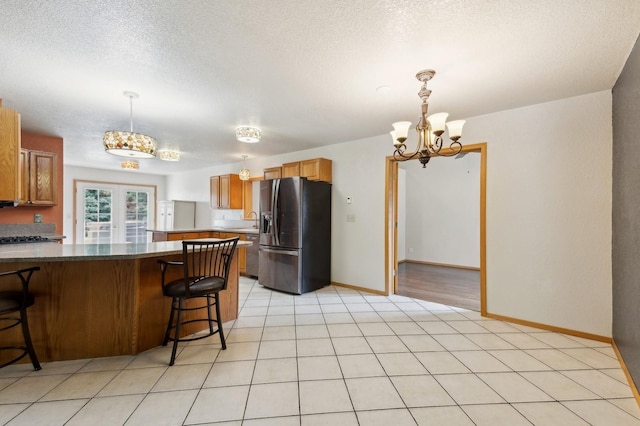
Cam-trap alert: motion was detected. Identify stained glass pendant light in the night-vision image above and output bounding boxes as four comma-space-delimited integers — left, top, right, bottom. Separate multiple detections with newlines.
239, 155, 250, 181
103, 91, 158, 158
159, 150, 180, 161
121, 160, 139, 170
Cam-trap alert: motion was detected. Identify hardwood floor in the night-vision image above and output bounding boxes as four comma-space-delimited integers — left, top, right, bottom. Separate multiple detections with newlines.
397, 262, 480, 311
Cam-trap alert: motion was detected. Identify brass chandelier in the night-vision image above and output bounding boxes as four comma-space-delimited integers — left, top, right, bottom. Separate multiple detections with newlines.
390, 69, 465, 168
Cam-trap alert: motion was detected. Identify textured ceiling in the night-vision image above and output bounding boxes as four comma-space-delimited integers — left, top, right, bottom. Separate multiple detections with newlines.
0, 0, 638, 175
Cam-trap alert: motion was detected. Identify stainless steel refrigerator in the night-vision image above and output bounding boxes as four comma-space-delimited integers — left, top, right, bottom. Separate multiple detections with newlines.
259, 177, 331, 294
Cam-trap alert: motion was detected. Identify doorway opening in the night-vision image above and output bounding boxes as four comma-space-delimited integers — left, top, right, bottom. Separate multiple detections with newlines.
385, 143, 487, 315
396, 262, 480, 311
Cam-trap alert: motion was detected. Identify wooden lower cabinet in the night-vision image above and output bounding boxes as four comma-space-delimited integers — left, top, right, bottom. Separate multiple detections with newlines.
152, 231, 213, 242
220, 232, 246, 274
151, 230, 247, 274
166, 231, 211, 241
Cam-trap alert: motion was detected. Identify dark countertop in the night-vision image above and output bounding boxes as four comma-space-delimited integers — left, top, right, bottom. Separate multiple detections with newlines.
0, 239, 252, 262
147, 227, 259, 234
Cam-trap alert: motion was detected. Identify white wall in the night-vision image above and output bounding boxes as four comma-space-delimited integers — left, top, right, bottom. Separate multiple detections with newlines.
166, 136, 392, 292
467, 90, 612, 337
161, 89, 612, 337
400, 152, 480, 268
63, 165, 167, 243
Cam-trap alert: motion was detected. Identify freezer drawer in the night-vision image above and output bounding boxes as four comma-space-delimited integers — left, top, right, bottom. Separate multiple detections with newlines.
259, 246, 302, 294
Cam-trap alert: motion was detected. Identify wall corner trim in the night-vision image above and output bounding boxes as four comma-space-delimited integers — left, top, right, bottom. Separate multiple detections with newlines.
612, 339, 640, 408
483, 312, 612, 343
331, 281, 386, 296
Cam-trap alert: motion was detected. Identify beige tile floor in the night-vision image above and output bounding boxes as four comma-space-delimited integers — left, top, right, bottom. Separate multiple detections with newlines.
0, 277, 639, 425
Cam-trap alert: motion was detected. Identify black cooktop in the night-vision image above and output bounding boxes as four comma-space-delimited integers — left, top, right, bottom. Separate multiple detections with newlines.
0, 235, 53, 244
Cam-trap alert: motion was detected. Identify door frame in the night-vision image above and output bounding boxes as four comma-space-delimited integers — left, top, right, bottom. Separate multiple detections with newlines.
385, 142, 487, 315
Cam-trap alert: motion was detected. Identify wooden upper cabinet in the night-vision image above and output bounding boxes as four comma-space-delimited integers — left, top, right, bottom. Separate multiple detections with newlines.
281, 158, 332, 183
210, 174, 242, 209
263, 166, 282, 180
267, 159, 332, 182
242, 180, 253, 219
282, 161, 300, 178
19, 149, 28, 204
210, 176, 220, 208
301, 158, 332, 182
0, 105, 21, 203
19, 148, 58, 206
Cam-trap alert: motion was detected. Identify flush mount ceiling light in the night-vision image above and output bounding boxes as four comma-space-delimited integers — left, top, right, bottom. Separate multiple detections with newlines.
121, 160, 139, 170
239, 155, 250, 181
103, 91, 158, 158
158, 150, 180, 161
236, 126, 261, 143
390, 69, 465, 168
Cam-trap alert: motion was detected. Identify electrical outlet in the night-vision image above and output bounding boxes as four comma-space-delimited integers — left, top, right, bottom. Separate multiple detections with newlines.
346, 196, 352, 204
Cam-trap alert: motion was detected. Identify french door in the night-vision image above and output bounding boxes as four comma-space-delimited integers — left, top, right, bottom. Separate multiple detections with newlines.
75, 182, 155, 244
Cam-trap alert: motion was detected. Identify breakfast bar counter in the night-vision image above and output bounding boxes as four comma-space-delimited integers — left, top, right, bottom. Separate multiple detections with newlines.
0, 240, 251, 363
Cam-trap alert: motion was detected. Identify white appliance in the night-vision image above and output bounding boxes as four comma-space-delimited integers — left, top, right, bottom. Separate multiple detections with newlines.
157, 200, 196, 230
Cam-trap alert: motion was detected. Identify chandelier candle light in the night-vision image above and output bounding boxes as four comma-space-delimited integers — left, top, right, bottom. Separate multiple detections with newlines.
391, 69, 465, 167
103, 91, 158, 158
239, 155, 250, 181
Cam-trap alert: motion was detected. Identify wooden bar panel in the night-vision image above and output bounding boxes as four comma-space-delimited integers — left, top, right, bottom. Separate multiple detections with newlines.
0, 260, 136, 362
135, 253, 238, 353
0, 249, 239, 364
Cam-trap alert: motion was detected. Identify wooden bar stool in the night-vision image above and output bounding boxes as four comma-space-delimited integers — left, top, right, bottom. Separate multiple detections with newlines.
158, 238, 238, 366
0, 267, 41, 370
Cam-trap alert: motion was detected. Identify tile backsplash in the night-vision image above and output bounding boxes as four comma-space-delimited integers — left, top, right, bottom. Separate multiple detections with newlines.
210, 209, 244, 221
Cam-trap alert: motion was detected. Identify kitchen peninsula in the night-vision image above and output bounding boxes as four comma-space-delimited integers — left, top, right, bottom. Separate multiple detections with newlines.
0, 239, 251, 363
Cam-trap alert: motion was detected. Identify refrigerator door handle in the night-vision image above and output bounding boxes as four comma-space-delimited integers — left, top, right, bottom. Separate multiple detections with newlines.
260, 247, 299, 256
273, 179, 280, 246
261, 213, 272, 234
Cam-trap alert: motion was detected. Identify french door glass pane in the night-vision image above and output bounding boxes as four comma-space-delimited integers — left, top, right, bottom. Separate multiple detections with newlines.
125, 191, 149, 244
84, 188, 113, 244
77, 182, 154, 244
